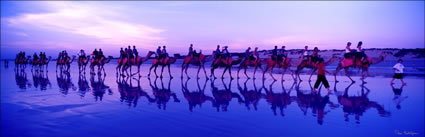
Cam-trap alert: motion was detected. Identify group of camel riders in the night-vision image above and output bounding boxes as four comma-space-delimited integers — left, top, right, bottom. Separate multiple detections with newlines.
57, 50, 72, 63
16, 51, 27, 62
77, 48, 106, 63
344, 41, 367, 64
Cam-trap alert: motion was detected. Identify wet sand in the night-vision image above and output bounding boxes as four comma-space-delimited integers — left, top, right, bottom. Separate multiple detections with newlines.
1, 62, 424, 137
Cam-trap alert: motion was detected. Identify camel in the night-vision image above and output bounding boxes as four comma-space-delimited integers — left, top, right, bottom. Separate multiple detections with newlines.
334, 52, 387, 82
38, 56, 51, 72
147, 54, 179, 79
262, 55, 297, 81
89, 56, 113, 75
118, 51, 155, 77
78, 55, 90, 73
210, 54, 243, 80
56, 55, 76, 73
237, 56, 264, 79
78, 73, 90, 98
15, 56, 30, 71
295, 55, 339, 81
181, 53, 214, 79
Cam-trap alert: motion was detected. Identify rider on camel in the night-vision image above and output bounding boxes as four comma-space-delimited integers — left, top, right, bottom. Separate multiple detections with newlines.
92, 49, 99, 62
162, 46, 169, 63
98, 48, 105, 61
222, 46, 230, 60
79, 49, 86, 61
119, 47, 125, 59
244, 47, 252, 61
33, 52, 39, 63
311, 47, 320, 66
303, 46, 310, 61
132, 45, 138, 59
280, 46, 287, 63
215, 45, 221, 60
253, 47, 259, 60
272, 45, 281, 63
188, 44, 194, 57
355, 41, 367, 64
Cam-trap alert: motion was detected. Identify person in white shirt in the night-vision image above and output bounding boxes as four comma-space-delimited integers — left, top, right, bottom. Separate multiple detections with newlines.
390, 59, 406, 85
303, 46, 309, 61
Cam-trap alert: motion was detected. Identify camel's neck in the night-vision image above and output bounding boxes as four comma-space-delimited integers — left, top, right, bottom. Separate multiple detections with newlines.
169, 57, 177, 63
232, 57, 243, 65
372, 55, 385, 65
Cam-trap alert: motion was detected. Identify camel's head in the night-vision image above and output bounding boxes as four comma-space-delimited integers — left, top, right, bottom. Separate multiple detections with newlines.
148, 51, 155, 56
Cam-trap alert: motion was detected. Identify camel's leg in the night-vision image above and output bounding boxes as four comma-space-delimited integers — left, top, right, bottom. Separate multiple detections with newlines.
197, 65, 202, 79
263, 65, 269, 80
222, 67, 228, 79
228, 66, 234, 80
281, 68, 286, 81
185, 65, 190, 79
168, 65, 173, 79
244, 66, 249, 79
270, 64, 276, 81
253, 65, 258, 79
160, 65, 166, 78
202, 63, 208, 78
344, 68, 354, 82
334, 64, 342, 82
181, 63, 185, 78
309, 69, 317, 82
211, 66, 217, 79
237, 65, 242, 79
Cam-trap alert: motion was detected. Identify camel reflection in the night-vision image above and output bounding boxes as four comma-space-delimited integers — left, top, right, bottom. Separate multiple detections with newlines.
149, 78, 180, 110
56, 72, 76, 95
117, 77, 154, 108
263, 80, 297, 116
294, 81, 339, 125
211, 79, 244, 112
182, 78, 214, 112
78, 73, 90, 98
15, 70, 31, 90
237, 79, 263, 111
90, 74, 112, 101
334, 82, 390, 124
31, 70, 51, 91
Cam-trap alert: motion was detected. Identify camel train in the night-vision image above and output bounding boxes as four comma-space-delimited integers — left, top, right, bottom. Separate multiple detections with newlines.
14, 42, 387, 83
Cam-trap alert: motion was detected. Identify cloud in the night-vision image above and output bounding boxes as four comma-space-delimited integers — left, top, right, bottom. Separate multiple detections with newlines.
4, 1, 164, 48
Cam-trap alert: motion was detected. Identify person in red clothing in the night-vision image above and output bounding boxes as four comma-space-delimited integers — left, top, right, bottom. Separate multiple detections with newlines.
313, 58, 331, 93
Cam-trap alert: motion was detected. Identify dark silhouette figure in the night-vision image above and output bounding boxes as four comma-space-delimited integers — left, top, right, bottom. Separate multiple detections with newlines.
78, 73, 90, 98
211, 79, 244, 112
181, 78, 215, 112
263, 80, 297, 116
334, 82, 391, 124
294, 81, 339, 125
149, 78, 180, 110
15, 70, 31, 89
391, 84, 407, 110
237, 79, 264, 111
56, 72, 76, 95
4, 59, 9, 68
31, 70, 51, 91
117, 76, 154, 108
90, 73, 112, 101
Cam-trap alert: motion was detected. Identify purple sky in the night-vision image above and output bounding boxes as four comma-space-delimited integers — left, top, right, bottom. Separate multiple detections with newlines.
1, 1, 424, 59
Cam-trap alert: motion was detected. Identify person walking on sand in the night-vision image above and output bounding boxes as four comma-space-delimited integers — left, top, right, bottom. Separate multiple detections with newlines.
390, 59, 406, 85
313, 58, 331, 93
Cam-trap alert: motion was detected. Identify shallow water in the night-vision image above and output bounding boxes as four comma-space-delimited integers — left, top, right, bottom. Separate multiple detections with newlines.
1, 62, 424, 137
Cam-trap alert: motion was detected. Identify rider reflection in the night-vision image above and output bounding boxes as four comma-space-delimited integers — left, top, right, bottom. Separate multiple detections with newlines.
90, 74, 112, 101
15, 70, 31, 90
182, 78, 214, 112
117, 76, 154, 108
149, 78, 180, 110
211, 79, 244, 112
56, 72, 76, 95
78, 73, 90, 98
335, 82, 391, 124
32, 70, 51, 91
